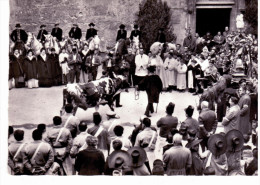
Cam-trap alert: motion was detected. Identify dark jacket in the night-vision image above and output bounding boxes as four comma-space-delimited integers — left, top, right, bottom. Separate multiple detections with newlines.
37, 29, 48, 42
187, 151, 203, 175
36, 55, 53, 87
75, 147, 105, 175
68, 53, 82, 70
23, 56, 38, 80
124, 54, 136, 71
198, 108, 217, 133
69, 27, 82, 40
116, 30, 127, 41
86, 28, 97, 40
9, 55, 24, 78
51, 27, 63, 42
182, 117, 200, 136
10, 29, 28, 43
156, 115, 178, 138
130, 30, 141, 40
138, 75, 163, 103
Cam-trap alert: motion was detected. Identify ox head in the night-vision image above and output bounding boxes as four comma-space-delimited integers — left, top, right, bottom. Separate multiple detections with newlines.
113, 74, 129, 90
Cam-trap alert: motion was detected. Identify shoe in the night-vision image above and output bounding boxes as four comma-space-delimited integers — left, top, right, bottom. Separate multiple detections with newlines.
116, 104, 123, 107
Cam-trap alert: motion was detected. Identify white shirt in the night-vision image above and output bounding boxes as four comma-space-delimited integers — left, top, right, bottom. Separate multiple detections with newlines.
135, 54, 149, 76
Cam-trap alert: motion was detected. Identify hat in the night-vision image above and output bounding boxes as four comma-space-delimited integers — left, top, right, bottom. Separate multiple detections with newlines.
225, 130, 244, 152
185, 105, 194, 115
40, 25, 46, 28
119, 24, 125, 29
106, 110, 117, 118
127, 147, 147, 167
153, 159, 163, 167
186, 139, 202, 149
86, 135, 98, 146
89, 22, 95, 27
73, 24, 78, 27
208, 134, 227, 156
55, 23, 59, 26
108, 150, 131, 169
134, 24, 138, 29
15, 24, 21, 28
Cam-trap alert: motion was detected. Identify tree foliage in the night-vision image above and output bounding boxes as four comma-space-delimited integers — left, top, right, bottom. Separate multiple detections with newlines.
244, 0, 258, 35
135, 0, 175, 53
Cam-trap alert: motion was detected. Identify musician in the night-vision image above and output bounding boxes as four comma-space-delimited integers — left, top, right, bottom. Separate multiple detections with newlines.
10, 24, 28, 54
86, 49, 101, 81
137, 65, 163, 117
116, 24, 127, 42
130, 24, 141, 41
51, 23, 63, 42
69, 24, 82, 40
135, 48, 149, 85
86, 22, 97, 41
37, 25, 48, 44
68, 48, 82, 83
204, 60, 218, 86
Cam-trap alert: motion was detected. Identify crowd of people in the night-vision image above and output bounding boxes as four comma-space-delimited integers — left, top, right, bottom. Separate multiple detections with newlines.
8, 19, 258, 176
8, 93, 258, 176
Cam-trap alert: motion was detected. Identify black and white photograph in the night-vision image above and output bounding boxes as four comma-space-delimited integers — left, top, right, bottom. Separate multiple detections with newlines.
0, 0, 258, 182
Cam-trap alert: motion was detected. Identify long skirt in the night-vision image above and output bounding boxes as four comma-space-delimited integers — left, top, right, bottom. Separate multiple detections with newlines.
188, 71, 194, 89
177, 73, 186, 90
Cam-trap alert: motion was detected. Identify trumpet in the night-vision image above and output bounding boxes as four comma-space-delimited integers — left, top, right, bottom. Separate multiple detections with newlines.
134, 86, 140, 100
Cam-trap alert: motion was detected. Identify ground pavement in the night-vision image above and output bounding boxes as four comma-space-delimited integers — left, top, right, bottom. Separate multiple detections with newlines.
8, 85, 224, 142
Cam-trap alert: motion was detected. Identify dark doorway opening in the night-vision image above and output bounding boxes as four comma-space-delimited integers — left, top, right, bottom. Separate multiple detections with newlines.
196, 8, 231, 37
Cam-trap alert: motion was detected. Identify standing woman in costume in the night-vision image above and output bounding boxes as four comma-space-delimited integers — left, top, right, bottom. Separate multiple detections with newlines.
23, 49, 38, 89
9, 49, 25, 88
37, 48, 53, 87
137, 65, 163, 117
49, 48, 62, 86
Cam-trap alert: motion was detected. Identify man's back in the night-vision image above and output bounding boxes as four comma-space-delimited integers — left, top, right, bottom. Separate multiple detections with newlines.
87, 125, 111, 150
163, 146, 192, 175
182, 117, 199, 134
198, 108, 217, 133
61, 113, 80, 138
75, 147, 105, 175
157, 115, 178, 138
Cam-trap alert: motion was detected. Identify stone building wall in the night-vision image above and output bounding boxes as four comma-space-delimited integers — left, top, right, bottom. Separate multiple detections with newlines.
9, 0, 243, 49
9, 0, 188, 48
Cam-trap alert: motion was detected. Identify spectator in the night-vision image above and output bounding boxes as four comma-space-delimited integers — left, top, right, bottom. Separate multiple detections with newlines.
75, 136, 105, 175
163, 133, 192, 175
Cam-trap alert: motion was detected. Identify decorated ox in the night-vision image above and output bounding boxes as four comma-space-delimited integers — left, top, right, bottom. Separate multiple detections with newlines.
61, 74, 129, 115
44, 34, 60, 54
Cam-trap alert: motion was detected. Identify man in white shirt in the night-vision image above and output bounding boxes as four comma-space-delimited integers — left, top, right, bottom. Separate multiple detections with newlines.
135, 48, 149, 85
